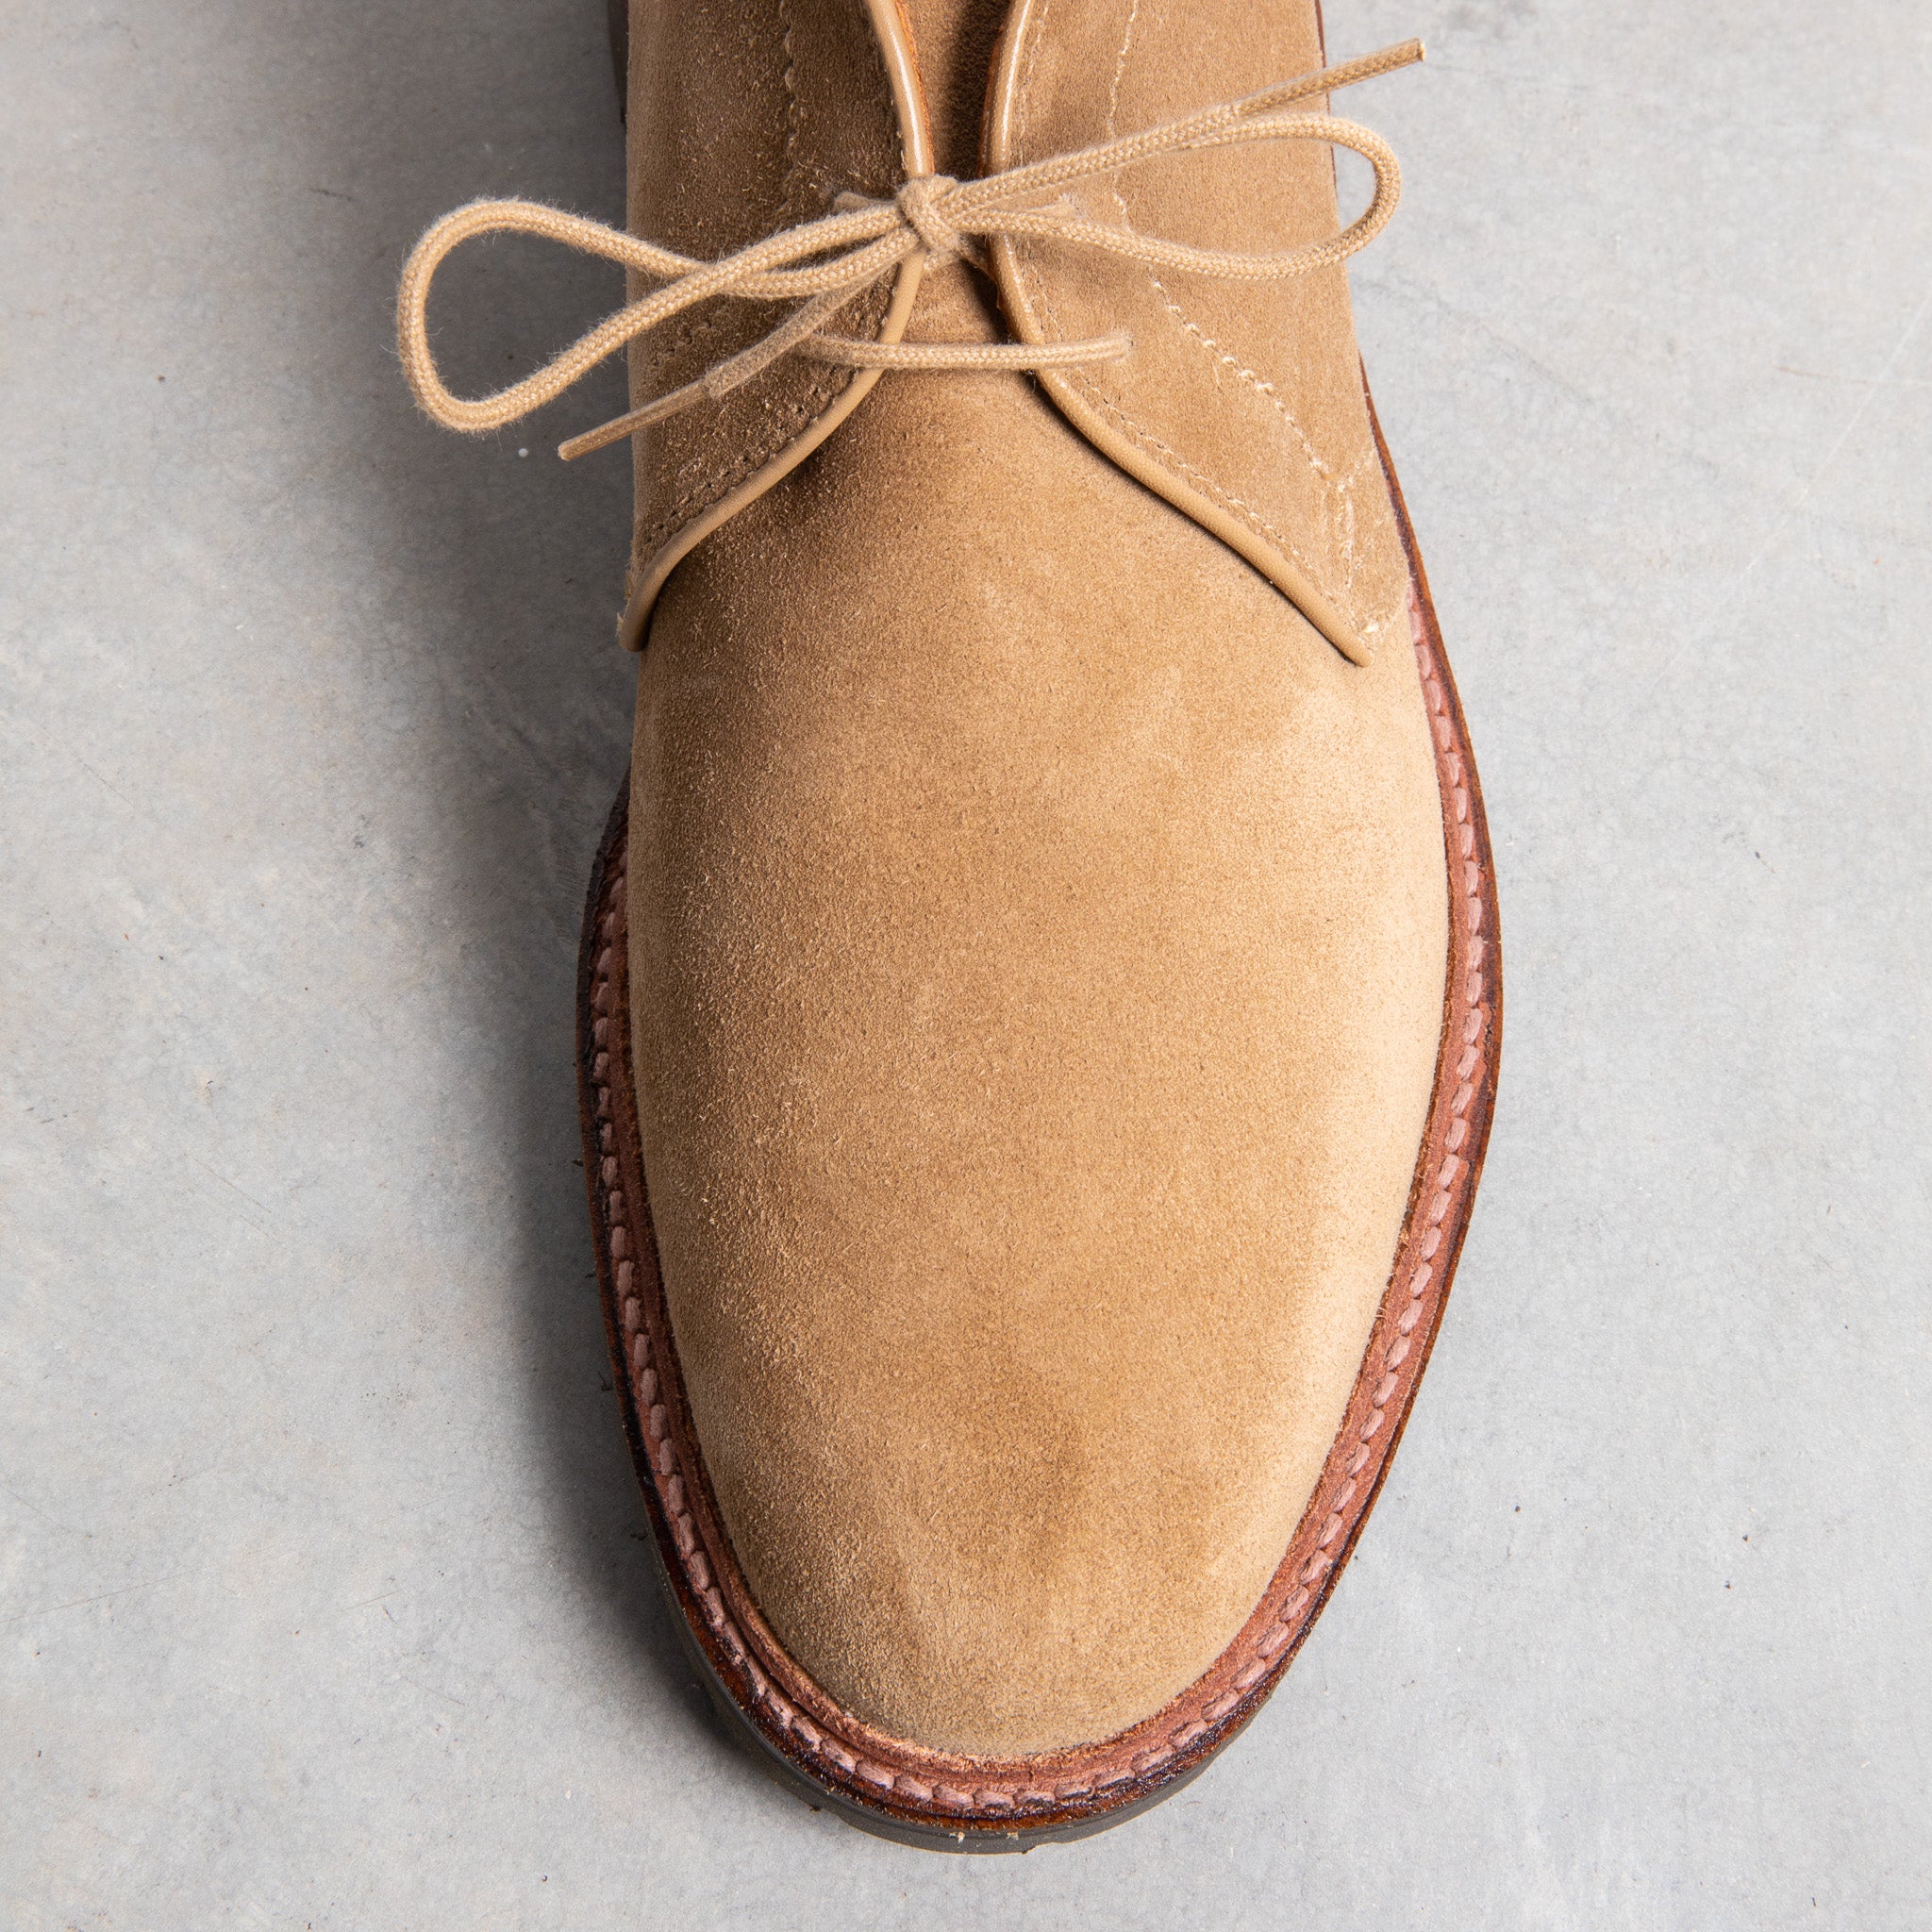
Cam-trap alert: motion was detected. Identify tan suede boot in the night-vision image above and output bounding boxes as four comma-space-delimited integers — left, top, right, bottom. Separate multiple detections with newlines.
402, 0, 1498, 1850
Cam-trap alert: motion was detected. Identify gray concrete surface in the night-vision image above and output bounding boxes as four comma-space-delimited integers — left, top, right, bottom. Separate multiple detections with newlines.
5, 0, 1928, 1924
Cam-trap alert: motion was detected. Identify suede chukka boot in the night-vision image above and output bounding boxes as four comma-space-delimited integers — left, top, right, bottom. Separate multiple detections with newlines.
402, 0, 1499, 1850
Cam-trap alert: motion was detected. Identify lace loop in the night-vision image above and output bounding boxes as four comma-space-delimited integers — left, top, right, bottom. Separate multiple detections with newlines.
396, 40, 1423, 462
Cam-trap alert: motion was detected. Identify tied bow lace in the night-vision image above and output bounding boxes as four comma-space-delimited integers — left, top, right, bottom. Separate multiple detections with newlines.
397, 40, 1422, 461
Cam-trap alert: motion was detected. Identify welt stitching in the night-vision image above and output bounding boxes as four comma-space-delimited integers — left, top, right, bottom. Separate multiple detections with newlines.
1223, 589, 1490, 1683
588, 588, 1491, 1820
600, 0, 1490, 1796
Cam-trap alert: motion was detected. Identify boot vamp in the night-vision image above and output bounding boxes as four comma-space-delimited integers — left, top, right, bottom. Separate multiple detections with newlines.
627, 300, 1448, 1757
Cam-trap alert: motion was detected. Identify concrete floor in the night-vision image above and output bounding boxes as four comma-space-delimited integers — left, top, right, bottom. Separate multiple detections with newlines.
5, 0, 1928, 1924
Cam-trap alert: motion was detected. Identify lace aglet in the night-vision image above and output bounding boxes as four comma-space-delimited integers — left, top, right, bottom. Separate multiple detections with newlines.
558, 424, 620, 462
1324, 37, 1425, 92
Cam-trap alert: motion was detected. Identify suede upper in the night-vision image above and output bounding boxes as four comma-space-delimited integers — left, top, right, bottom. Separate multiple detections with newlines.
988, 0, 1413, 660
623, 0, 905, 608
625, 0, 1449, 1757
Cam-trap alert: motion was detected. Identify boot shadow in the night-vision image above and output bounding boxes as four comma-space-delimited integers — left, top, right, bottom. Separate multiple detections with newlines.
259, 0, 771, 1784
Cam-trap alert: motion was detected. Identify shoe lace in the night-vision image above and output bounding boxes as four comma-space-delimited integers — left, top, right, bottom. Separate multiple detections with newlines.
396, 39, 1422, 461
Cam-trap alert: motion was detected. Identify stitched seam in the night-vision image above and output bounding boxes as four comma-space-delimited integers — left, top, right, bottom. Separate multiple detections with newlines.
1025, 0, 1362, 628
1097, 13, 1332, 493
639, 386, 834, 551
590, 588, 1492, 1816
641, 9, 849, 564
779, 0, 802, 205
1020, 0, 1052, 141
1058, 364, 1336, 593
1109, 243, 1370, 614
777, 14, 863, 424
1141, 274, 1336, 476
639, 273, 879, 553
1104, 0, 1142, 138
639, 310, 729, 382
1019, 189, 1340, 612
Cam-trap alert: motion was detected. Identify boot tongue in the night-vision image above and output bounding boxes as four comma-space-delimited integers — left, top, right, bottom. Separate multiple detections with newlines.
901, 0, 1011, 177
888, 0, 1012, 346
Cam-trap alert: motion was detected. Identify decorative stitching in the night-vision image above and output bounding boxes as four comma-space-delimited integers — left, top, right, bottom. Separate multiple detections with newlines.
779, 0, 803, 206
635, 6, 862, 567
1115, 265, 1374, 622
638, 309, 728, 382
1104, 0, 1143, 138
1018, 257, 1341, 612
584, 579, 1496, 1826
1097, 2, 1341, 500
1059, 366, 1339, 596
1141, 274, 1339, 479
639, 374, 852, 552
1019, 0, 1368, 635
641, 367, 856, 554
